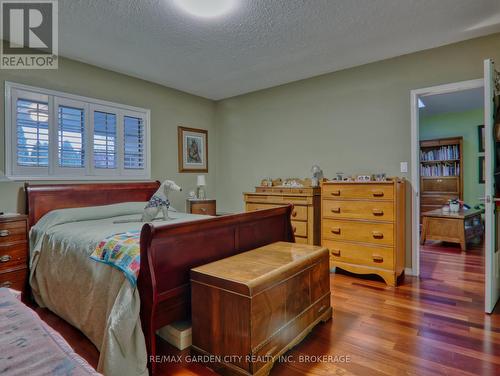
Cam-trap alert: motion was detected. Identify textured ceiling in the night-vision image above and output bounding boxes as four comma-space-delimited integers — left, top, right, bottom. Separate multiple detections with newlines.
420, 87, 484, 117
59, 0, 500, 100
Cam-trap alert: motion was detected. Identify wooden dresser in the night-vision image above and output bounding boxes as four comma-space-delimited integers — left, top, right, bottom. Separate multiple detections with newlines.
0, 214, 29, 295
191, 242, 331, 376
321, 179, 406, 286
244, 187, 321, 245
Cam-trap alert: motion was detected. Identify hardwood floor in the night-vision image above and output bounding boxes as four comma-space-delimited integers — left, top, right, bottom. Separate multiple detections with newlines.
34, 240, 500, 376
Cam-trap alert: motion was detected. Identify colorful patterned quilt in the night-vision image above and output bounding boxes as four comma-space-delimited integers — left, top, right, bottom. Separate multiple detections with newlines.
89, 230, 141, 286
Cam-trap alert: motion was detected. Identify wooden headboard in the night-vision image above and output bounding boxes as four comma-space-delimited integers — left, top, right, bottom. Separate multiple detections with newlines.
25, 181, 160, 227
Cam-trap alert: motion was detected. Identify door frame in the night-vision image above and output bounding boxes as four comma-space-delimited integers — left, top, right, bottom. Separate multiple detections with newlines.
410, 78, 484, 277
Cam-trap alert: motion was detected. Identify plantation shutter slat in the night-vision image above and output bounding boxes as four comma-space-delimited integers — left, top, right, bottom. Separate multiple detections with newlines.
58, 105, 85, 168
16, 99, 49, 167
93, 111, 117, 169
124, 115, 144, 169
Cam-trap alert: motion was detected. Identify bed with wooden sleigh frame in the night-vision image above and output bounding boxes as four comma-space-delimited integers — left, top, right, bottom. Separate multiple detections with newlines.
25, 181, 295, 375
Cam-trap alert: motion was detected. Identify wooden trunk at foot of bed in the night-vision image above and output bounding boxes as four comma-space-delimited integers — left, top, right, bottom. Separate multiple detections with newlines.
138, 206, 295, 375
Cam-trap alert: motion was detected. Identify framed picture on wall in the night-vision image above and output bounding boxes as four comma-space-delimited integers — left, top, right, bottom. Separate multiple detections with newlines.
479, 156, 485, 184
478, 125, 485, 153
178, 126, 208, 173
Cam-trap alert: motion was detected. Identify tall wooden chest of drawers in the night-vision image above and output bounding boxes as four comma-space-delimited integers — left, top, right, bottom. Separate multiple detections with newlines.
0, 214, 29, 295
321, 179, 406, 286
244, 186, 321, 245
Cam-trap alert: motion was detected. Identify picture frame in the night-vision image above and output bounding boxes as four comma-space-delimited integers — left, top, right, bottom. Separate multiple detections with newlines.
478, 125, 485, 153
178, 126, 208, 173
479, 156, 485, 184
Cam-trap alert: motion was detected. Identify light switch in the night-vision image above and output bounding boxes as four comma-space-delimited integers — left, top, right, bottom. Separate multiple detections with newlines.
400, 162, 408, 173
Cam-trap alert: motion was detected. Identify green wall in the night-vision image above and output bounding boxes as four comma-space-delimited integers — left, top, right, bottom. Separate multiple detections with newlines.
420, 109, 484, 207
0, 57, 216, 213
215, 33, 500, 268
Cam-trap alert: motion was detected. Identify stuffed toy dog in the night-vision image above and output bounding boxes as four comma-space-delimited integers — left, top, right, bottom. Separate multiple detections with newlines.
141, 180, 182, 222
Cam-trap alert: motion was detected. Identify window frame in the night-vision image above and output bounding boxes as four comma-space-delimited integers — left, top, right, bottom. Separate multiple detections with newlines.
5, 81, 151, 180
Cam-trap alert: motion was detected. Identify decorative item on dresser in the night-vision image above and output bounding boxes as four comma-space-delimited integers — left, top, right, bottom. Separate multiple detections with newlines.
244, 184, 321, 245
186, 199, 216, 216
0, 214, 28, 295
321, 178, 406, 286
420, 137, 463, 221
191, 241, 332, 376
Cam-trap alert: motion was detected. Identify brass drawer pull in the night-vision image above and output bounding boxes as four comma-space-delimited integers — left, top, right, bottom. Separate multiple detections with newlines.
318, 305, 327, 313
292, 211, 298, 217
0, 281, 12, 288
0, 255, 12, 263
0, 230, 10, 237
331, 227, 341, 235
330, 207, 341, 214
372, 231, 384, 239
372, 191, 384, 197
293, 226, 297, 233
200, 207, 207, 212
331, 190, 341, 196
372, 209, 384, 216
331, 249, 341, 257
372, 255, 384, 263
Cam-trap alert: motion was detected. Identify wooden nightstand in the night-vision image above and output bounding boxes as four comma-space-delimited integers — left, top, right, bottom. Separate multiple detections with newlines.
0, 214, 28, 295
186, 199, 216, 216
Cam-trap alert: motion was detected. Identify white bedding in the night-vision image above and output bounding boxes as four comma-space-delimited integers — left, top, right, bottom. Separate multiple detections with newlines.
29, 202, 209, 376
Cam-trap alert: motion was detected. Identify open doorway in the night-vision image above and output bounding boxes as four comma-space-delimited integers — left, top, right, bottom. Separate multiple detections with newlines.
417, 87, 485, 287
410, 79, 486, 290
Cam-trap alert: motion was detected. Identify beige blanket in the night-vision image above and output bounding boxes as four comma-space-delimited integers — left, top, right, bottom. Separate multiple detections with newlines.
29, 202, 208, 376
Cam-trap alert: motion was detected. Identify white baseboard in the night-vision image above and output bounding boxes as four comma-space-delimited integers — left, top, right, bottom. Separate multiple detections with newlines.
404, 267, 416, 276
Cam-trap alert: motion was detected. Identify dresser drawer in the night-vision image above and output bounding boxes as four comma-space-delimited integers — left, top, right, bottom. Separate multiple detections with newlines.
322, 183, 393, 200
291, 221, 307, 237
324, 240, 394, 270
255, 187, 273, 193
322, 219, 394, 245
190, 202, 216, 216
0, 242, 28, 272
246, 203, 283, 212
294, 236, 308, 244
0, 221, 27, 242
322, 200, 394, 221
0, 268, 27, 291
291, 205, 308, 221
247, 203, 307, 224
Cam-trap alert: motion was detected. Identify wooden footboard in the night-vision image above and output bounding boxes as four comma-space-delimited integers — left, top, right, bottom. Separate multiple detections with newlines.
138, 205, 295, 375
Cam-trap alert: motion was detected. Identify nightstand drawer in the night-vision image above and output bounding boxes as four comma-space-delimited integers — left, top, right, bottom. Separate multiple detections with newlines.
190, 202, 216, 216
0, 221, 27, 242
0, 268, 27, 291
0, 242, 28, 272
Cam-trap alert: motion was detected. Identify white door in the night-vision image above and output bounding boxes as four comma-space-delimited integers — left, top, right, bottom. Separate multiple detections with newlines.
484, 58, 500, 313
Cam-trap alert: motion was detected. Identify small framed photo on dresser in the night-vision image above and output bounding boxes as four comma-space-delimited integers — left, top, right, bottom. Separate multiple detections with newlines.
178, 126, 208, 172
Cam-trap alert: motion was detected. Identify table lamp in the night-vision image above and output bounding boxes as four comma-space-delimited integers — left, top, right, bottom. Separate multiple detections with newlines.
197, 175, 206, 200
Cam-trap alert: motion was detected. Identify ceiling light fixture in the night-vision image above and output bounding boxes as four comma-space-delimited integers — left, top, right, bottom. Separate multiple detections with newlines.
173, 0, 237, 19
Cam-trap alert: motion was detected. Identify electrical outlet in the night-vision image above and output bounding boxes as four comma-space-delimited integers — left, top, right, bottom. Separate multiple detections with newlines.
400, 162, 408, 173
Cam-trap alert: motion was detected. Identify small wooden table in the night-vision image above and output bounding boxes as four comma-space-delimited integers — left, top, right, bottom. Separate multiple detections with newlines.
190, 242, 332, 376
421, 208, 483, 251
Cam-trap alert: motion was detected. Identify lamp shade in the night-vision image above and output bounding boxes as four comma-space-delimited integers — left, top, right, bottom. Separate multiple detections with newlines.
197, 175, 206, 186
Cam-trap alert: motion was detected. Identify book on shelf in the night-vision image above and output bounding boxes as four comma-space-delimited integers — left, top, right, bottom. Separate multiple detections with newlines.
420, 162, 460, 177
420, 145, 459, 162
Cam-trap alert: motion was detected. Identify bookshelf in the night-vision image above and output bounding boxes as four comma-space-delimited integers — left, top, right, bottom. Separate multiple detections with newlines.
420, 137, 463, 219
